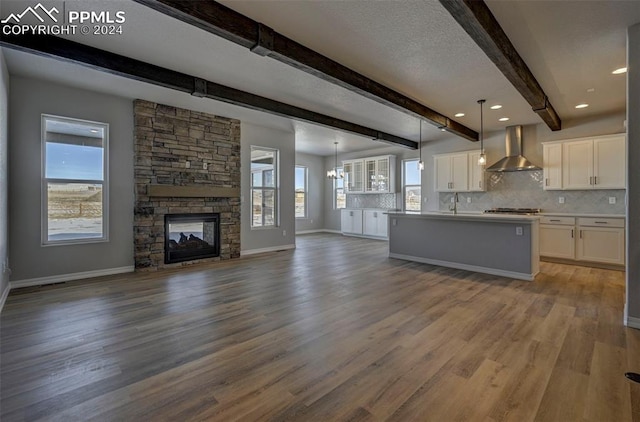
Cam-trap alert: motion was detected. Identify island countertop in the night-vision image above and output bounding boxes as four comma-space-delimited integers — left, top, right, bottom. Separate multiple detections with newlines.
386, 211, 540, 223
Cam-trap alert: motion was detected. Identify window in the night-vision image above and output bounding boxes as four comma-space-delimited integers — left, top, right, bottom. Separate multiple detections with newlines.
42, 115, 108, 244
295, 166, 307, 218
334, 167, 346, 209
403, 159, 421, 212
251, 147, 278, 228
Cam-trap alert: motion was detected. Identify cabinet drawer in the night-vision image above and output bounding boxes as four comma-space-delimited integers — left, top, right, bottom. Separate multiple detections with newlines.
577, 217, 624, 228
540, 216, 575, 225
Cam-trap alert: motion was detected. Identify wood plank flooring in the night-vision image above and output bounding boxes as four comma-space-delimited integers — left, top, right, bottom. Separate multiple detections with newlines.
1, 233, 638, 421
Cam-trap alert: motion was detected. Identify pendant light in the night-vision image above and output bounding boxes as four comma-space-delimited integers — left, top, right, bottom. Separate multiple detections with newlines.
417, 120, 424, 171
477, 99, 487, 166
327, 141, 342, 179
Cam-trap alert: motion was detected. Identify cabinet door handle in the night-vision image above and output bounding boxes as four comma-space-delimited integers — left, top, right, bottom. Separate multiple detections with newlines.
594, 176, 598, 185
580, 230, 583, 239
374, 212, 377, 218
594, 221, 608, 224
589, 176, 594, 185
550, 219, 561, 222
479, 181, 482, 188
571, 229, 574, 238
545, 178, 549, 186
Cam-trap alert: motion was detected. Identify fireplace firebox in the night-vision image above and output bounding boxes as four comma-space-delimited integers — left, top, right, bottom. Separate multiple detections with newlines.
164, 213, 220, 264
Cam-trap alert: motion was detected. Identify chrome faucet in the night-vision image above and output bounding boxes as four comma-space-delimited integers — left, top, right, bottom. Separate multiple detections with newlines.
449, 192, 459, 214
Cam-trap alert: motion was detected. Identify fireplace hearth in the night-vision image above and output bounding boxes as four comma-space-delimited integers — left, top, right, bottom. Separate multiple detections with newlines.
165, 213, 220, 264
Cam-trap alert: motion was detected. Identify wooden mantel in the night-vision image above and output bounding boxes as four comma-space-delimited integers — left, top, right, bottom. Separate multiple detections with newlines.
147, 185, 240, 198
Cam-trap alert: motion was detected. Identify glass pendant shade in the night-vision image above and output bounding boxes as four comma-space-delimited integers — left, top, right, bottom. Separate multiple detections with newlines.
477, 99, 486, 166
327, 141, 342, 179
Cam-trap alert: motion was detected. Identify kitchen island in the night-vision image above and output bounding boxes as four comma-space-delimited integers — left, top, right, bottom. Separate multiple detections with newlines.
387, 212, 540, 281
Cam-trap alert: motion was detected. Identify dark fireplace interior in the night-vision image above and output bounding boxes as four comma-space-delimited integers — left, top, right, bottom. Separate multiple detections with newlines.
165, 213, 220, 264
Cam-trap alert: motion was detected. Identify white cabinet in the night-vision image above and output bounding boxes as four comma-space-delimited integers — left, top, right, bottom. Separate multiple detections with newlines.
364, 156, 396, 193
544, 133, 625, 190
539, 215, 625, 267
343, 160, 364, 193
344, 155, 395, 193
468, 151, 486, 192
539, 217, 575, 259
542, 143, 562, 190
576, 218, 625, 265
363, 210, 388, 238
434, 152, 469, 192
341, 209, 363, 234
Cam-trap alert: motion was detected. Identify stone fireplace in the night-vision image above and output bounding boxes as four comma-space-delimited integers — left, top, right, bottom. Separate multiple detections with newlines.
133, 100, 241, 270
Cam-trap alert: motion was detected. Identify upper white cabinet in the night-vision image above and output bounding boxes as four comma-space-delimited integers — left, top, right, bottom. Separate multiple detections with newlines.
343, 155, 395, 194
542, 143, 562, 190
434, 150, 485, 192
467, 151, 486, 192
543, 133, 625, 191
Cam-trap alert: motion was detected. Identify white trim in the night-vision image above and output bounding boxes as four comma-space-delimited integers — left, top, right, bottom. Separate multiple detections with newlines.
295, 229, 343, 235
0, 281, 10, 313
241, 244, 295, 256
10, 266, 134, 289
388, 252, 537, 281
625, 315, 640, 330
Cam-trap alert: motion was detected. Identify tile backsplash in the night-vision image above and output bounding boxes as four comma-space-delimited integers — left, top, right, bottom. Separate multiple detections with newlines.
439, 170, 625, 214
347, 193, 397, 209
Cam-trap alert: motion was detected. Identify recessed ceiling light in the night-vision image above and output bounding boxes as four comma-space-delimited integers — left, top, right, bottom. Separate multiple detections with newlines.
490, 105, 502, 110
612, 67, 627, 74
575, 103, 589, 109
454, 113, 465, 117
498, 117, 509, 122
440, 128, 446, 132
587, 88, 595, 93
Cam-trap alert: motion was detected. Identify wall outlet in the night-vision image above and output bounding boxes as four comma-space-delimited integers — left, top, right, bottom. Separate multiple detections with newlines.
558, 196, 565, 204
609, 197, 616, 204
392, 219, 397, 226
515, 226, 523, 236
282, 230, 286, 237
467, 197, 472, 203
185, 161, 191, 169
203, 162, 208, 170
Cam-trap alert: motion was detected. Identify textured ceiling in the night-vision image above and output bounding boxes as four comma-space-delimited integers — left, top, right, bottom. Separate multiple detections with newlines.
2, 0, 638, 155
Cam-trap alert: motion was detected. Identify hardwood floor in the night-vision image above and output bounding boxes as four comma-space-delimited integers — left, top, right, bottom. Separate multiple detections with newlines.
1, 233, 638, 421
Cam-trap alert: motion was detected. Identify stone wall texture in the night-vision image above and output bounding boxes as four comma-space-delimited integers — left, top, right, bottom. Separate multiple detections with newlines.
134, 100, 241, 269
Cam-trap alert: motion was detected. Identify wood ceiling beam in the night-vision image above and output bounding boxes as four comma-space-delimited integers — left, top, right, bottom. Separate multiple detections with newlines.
440, 0, 562, 131
132, 0, 479, 142
0, 33, 417, 149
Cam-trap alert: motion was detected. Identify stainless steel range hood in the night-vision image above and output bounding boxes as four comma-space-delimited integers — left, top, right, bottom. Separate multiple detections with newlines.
485, 125, 541, 172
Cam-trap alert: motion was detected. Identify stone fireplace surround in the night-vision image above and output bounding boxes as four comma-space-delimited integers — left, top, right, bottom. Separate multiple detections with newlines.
133, 100, 241, 270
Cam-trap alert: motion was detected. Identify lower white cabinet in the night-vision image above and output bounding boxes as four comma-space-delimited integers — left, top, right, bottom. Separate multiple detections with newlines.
341, 209, 388, 239
576, 218, 625, 265
539, 216, 625, 266
341, 209, 363, 235
363, 210, 388, 238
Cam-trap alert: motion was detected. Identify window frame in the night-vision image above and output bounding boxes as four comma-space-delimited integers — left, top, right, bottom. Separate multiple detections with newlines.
334, 166, 346, 210
250, 146, 279, 229
402, 159, 422, 212
41, 114, 109, 246
295, 165, 308, 219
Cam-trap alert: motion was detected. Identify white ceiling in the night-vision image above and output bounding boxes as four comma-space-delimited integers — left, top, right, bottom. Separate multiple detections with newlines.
2, 0, 638, 156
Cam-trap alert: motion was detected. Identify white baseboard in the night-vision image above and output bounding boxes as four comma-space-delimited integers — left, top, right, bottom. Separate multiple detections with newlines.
0, 281, 10, 313
296, 229, 342, 235
241, 244, 295, 256
625, 315, 640, 330
388, 253, 537, 281
10, 266, 135, 289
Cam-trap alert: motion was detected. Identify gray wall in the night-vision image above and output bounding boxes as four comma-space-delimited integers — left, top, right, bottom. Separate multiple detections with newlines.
295, 152, 324, 232
627, 22, 640, 325
9, 77, 134, 281
0, 50, 9, 295
240, 122, 296, 252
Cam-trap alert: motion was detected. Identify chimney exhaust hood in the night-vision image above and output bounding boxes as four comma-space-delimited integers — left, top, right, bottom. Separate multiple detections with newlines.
485, 125, 541, 172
